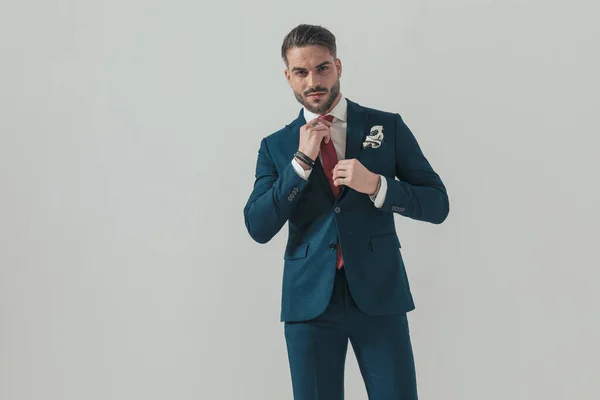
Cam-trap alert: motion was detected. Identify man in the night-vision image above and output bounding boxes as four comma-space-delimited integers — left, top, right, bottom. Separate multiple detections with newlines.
243, 24, 449, 399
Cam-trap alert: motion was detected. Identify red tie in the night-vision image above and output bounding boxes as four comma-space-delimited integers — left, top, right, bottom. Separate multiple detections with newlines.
318, 115, 344, 270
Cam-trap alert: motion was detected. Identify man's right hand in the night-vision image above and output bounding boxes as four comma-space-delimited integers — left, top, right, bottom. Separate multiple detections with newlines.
296, 118, 332, 170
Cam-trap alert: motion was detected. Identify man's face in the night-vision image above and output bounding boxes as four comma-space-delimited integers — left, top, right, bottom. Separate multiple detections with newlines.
284, 45, 342, 115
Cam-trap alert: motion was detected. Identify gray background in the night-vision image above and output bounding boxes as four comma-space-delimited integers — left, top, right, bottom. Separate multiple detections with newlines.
1, 0, 599, 399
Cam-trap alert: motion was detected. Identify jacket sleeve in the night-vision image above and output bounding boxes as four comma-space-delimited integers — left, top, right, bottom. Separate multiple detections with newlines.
379, 114, 449, 224
243, 137, 310, 243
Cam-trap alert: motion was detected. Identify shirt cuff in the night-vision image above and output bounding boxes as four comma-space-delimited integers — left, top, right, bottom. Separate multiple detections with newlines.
291, 158, 312, 180
369, 175, 387, 208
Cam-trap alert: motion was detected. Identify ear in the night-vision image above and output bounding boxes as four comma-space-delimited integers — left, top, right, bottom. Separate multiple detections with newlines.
284, 69, 292, 87
335, 58, 342, 78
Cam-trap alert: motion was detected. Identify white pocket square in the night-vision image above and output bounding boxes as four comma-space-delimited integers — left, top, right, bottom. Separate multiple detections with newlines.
362, 125, 384, 148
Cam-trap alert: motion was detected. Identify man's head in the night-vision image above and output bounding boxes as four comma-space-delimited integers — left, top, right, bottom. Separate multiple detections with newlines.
282, 24, 342, 115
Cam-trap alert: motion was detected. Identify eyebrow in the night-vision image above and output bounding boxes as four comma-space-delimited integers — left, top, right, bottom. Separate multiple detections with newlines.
291, 61, 332, 73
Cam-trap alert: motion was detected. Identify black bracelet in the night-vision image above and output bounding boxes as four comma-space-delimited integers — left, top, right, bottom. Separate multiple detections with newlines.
295, 153, 314, 168
295, 151, 315, 168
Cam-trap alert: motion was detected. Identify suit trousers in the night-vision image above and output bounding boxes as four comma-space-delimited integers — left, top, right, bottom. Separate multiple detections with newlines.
283, 267, 418, 399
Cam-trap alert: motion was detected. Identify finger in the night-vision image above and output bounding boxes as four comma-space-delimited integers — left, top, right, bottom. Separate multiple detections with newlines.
333, 177, 347, 187
333, 163, 349, 172
306, 121, 331, 133
311, 124, 330, 132
315, 117, 332, 127
318, 130, 331, 144
335, 159, 356, 167
332, 164, 350, 176
332, 170, 347, 181
307, 118, 332, 127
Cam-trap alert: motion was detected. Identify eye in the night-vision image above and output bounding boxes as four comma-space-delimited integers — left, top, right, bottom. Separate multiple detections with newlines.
295, 71, 307, 76
318, 66, 329, 72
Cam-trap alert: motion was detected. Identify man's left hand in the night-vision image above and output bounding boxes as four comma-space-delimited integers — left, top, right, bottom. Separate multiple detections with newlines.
332, 159, 379, 195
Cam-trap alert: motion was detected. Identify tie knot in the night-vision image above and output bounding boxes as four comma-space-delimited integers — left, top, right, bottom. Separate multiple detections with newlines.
318, 115, 334, 123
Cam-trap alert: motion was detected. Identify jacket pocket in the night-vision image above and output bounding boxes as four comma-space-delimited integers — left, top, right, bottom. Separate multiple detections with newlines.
284, 242, 309, 260
369, 232, 401, 253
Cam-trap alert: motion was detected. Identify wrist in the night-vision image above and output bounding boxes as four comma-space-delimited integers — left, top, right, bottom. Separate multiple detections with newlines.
294, 156, 311, 171
295, 150, 315, 170
369, 174, 381, 196
299, 147, 318, 162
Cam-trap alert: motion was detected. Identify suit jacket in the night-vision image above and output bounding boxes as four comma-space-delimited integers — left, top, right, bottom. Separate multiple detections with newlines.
243, 98, 449, 322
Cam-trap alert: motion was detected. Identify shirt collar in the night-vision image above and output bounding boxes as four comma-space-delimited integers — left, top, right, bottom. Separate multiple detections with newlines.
303, 95, 347, 123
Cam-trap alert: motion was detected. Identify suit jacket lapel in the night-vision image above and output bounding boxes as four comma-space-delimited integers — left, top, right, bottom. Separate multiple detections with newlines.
338, 99, 369, 201
344, 99, 368, 161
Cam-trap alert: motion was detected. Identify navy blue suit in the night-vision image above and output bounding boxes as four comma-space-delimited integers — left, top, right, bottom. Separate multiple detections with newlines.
244, 98, 449, 399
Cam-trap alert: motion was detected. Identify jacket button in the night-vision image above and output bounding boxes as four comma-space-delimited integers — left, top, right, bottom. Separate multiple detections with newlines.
329, 243, 337, 250
334, 206, 341, 213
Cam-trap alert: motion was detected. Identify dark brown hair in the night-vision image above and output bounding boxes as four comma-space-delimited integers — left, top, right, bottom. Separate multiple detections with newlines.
281, 24, 337, 66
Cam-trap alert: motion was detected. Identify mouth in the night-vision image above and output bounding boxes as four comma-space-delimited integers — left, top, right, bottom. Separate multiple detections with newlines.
307, 92, 327, 98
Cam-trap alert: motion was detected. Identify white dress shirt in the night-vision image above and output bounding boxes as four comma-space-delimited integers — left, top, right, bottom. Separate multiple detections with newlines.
291, 96, 387, 208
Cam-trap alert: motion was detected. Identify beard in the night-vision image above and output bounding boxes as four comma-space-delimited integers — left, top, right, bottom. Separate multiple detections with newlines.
294, 78, 340, 115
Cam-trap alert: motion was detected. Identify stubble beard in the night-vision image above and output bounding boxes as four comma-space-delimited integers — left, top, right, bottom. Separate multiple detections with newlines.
294, 78, 341, 115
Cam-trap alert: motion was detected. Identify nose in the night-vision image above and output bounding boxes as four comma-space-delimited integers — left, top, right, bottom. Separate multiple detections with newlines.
307, 72, 319, 91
